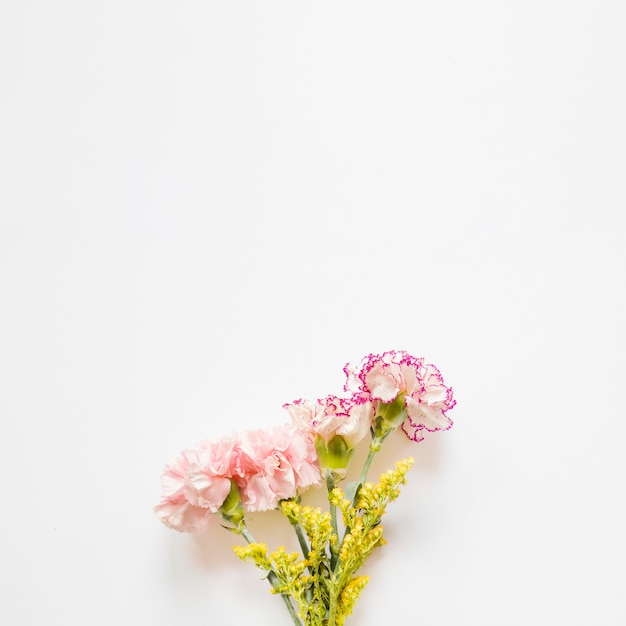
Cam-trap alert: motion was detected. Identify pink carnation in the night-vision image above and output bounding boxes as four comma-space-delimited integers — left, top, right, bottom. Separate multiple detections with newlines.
183, 437, 237, 511
155, 424, 322, 530
283, 395, 373, 448
236, 424, 321, 512
153, 450, 215, 533
344, 350, 456, 441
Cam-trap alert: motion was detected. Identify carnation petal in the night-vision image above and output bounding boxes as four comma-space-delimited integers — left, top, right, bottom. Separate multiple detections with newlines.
365, 367, 400, 401
153, 498, 212, 533
405, 396, 453, 431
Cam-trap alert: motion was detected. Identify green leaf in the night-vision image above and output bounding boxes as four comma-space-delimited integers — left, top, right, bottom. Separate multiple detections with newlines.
345, 481, 364, 507
344, 481, 360, 502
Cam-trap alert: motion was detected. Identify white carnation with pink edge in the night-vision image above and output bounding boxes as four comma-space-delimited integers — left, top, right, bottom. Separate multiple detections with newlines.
282, 394, 373, 448
344, 350, 456, 442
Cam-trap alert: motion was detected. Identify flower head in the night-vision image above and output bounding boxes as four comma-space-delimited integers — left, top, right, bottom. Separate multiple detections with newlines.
283, 395, 374, 480
155, 424, 322, 530
183, 436, 238, 511
283, 395, 373, 448
153, 450, 216, 533
236, 423, 321, 512
344, 350, 455, 442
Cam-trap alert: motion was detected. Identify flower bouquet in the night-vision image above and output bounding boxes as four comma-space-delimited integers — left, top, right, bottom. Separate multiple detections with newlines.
154, 351, 455, 625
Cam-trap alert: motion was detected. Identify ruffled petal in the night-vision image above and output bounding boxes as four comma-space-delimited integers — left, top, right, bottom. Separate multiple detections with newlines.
153, 497, 213, 533
364, 365, 401, 401
405, 396, 453, 432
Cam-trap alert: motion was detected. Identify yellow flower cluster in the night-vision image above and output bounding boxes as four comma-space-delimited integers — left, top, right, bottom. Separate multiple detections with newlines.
328, 458, 414, 625
353, 457, 414, 524
233, 458, 414, 626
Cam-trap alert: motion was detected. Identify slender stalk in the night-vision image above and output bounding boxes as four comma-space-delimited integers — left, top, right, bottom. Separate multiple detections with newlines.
325, 469, 340, 571
291, 518, 311, 561
358, 446, 377, 486
351, 438, 383, 508
288, 512, 316, 590
328, 436, 386, 623
240, 526, 304, 626
325, 470, 338, 535
328, 588, 338, 626
239, 526, 258, 546
291, 519, 314, 603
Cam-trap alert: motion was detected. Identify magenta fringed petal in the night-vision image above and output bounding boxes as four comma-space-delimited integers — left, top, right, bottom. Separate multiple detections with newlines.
344, 350, 455, 442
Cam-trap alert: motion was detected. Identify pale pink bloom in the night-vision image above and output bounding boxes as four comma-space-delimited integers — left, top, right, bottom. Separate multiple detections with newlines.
183, 437, 237, 511
344, 350, 455, 441
153, 451, 214, 533
236, 424, 321, 512
153, 497, 213, 533
283, 395, 373, 448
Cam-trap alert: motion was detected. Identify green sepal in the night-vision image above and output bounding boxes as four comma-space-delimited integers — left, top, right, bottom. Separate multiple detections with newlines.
372, 393, 407, 442
217, 478, 245, 529
315, 434, 354, 480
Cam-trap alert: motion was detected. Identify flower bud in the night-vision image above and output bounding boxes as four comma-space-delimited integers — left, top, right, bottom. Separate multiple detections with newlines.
314, 434, 354, 481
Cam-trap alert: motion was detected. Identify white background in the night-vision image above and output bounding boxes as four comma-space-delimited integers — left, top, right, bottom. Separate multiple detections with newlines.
1, 2, 625, 624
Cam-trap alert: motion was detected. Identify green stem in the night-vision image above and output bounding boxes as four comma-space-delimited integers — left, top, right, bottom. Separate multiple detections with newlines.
328, 583, 340, 626
325, 469, 340, 569
351, 437, 384, 508
358, 446, 377, 486
288, 513, 315, 587
325, 468, 343, 625
328, 442, 382, 625
240, 526, 303, 626
292, 519, 311, 561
